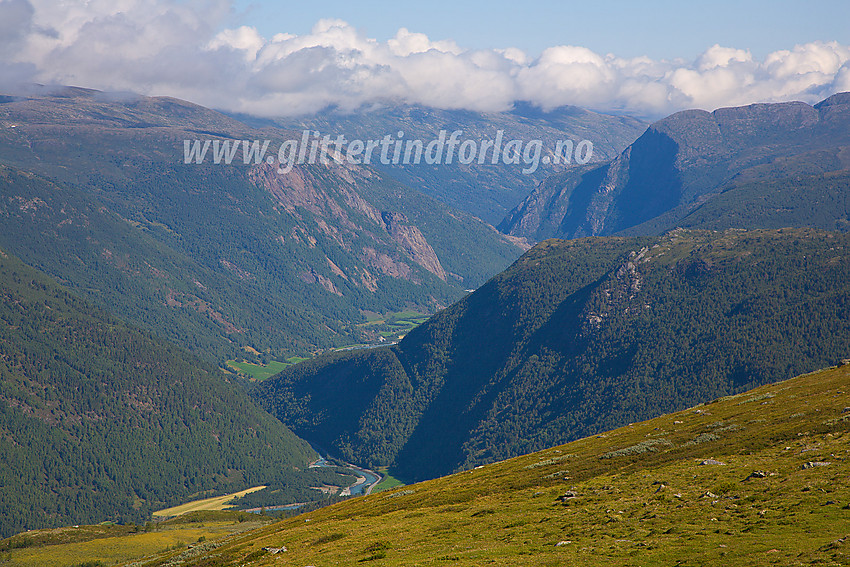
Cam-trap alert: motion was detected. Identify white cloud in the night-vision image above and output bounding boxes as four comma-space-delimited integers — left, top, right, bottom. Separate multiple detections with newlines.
515, 46, 617, 109
388, 28, 462, 56
1, 0, 849, 118
208, 25, 265, 61
697, 45, 752, 71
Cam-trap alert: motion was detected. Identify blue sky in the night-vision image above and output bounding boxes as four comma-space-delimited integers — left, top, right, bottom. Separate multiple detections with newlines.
3, 0, 849, 117
231, 0, 850, 60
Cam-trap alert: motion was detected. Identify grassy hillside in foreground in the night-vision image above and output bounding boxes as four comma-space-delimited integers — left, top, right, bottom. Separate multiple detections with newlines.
112, 362, 850, 566
0, 511, 277, 567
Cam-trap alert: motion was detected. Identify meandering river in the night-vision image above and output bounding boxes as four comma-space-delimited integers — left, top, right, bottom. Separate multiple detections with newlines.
308, 445, 382, 496
244, 451, 381, 515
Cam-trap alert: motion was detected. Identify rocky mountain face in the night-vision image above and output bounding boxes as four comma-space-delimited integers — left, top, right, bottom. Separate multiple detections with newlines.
247, 162, 447, 283
0, 87, 523, 361
269, 103, 648, 225
253, 228, 850, 481
499, 93, 850, 241
380, 211, 446, 281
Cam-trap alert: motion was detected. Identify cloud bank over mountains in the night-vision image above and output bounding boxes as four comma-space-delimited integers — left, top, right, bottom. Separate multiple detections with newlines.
2, 0, 849, 117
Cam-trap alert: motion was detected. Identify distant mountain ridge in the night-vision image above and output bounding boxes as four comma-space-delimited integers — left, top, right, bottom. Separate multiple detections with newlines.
254, 228, 850, 481
499, 92, 850, 240
270, 103, 648, 225
0, 87, 524, 362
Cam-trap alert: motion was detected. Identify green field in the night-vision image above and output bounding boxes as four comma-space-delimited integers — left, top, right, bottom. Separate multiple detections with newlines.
125, 362, 850, 566
225, 357, 309, 381
356, 310, 431, 342
371, 468, 406, 493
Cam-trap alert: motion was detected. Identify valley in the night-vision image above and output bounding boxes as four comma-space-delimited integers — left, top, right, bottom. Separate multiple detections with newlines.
253, 227, 850, 481
1, 71, 850, 567
180, 362, 850, 566
0, 89, 525, 365
224, 310, 431, 381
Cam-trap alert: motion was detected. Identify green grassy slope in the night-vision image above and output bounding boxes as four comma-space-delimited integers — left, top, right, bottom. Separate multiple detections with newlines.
254, 228, 850, 480
0, 511, 276, 567
0, 248, 351, 537
123, 362, 850, 566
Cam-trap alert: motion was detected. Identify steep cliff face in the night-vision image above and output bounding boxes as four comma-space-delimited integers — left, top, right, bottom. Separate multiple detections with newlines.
499, 93, 850, 241
381, 212, 447, 281
248, 161, 384, 228
248, 163, 449, 285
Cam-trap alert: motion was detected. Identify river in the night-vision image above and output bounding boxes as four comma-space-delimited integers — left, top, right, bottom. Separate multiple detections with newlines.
245, 450, 381, 515
308, 444, 382, 496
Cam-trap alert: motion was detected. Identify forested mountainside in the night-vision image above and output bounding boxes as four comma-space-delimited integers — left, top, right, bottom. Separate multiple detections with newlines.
254, 228, 850, 481
0, 248, 344, 538
500, 92, 850, 241
677, 170, 850, 232
0, 87, 523, 363
272, 102, 647, 225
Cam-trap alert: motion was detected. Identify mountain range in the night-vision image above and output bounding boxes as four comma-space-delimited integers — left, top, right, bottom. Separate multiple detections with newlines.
0, 87, 527, 363
3, 83, 850, 549
500, 92, 850, 240
0, 86, 651, 540
269, 103, 647, 225
254, 228, 850, 481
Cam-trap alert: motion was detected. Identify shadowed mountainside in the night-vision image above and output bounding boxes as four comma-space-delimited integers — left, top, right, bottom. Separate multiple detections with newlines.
500, 93, 850, 241
254, 228, 850, 481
